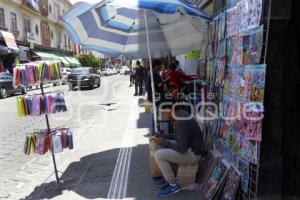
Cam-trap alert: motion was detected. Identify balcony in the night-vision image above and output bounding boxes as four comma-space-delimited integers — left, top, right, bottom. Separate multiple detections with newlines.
0, 26, 8, 31
22, 0, 39, 12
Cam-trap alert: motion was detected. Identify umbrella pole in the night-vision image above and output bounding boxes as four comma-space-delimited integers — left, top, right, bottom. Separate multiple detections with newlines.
144, 10, 158, 133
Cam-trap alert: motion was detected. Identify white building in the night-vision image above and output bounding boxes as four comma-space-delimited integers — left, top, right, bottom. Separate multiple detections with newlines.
0, 0, 81, 66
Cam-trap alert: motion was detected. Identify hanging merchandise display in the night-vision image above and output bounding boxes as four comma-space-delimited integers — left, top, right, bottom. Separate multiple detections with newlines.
23, 128, 74, 155
215, 57, 226, 85
13, 61, 62, 86
238, 159, 250, 193
226, 6, 239, 38
14, 60, 71, 184
219, 166, 241, 199
227, 36, 243, 66
191, 0, 266, 198
242, 26, 264, 65
200, 160, 230, 200
217, 12, 226, 42
217, 39, 226, 58
237, 0, 263, 32
16, 92, 67, 117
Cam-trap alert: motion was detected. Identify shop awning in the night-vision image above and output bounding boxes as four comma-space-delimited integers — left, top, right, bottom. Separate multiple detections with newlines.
33, 51, 58, 60
64, 56, 81, 67
35, 51, 71, 66
0, 30, 19, 51
56, 56, 71, 67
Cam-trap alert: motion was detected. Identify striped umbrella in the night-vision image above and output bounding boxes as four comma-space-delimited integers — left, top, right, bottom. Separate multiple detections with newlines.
62, 0, 210, 132
62, 0, 210, 58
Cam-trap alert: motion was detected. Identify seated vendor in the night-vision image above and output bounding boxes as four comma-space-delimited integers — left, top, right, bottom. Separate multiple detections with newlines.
149, 109, 206, 197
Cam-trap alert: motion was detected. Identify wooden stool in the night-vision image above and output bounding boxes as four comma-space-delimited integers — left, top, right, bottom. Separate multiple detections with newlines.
149, 154, 162, 178
177, 163, 199, 190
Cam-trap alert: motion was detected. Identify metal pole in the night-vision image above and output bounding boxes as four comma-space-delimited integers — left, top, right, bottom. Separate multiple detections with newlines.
40, 83, 60, 184
144, 9, 158, 133
263, 0, 272, 64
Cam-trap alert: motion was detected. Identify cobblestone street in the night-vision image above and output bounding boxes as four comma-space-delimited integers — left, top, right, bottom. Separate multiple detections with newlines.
0, 75, 125, 199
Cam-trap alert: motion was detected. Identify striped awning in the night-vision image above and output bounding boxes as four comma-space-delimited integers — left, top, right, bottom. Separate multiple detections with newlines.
62, 0, 210, 59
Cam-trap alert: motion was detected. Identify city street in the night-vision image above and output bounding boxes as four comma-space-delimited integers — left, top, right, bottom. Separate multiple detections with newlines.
0, 0, 298, 198
0, 74, 129, 199
0, 75, 200, 200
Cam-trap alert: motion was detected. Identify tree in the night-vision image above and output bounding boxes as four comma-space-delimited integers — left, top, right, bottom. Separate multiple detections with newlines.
77, 53, 100, 68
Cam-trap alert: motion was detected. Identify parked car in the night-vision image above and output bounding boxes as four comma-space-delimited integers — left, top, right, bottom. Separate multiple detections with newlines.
61, 67, 72, 84
99, 69, 108, 76
106, 68, 113, 76
68, 67, 101, 90
120, 66, 130, 75
0, 72, 27, 99
110, 68, 118, 75
106, 68, 117, 75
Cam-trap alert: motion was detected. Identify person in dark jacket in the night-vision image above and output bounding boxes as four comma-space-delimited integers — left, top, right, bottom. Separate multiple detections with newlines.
149, 110, 206, 197
146, 59, 164, 103
134, 61, 144, 96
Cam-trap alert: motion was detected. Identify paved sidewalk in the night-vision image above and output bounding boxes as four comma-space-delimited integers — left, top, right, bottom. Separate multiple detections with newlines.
18, 82, 201, 200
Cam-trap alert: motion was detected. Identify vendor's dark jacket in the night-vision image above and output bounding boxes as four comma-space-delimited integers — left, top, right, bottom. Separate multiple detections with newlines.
146, 70, 163, 102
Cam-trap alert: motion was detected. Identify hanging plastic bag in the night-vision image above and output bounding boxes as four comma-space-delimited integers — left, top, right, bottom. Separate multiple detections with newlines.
67, 130, 73, 150
52, 132, 63, 153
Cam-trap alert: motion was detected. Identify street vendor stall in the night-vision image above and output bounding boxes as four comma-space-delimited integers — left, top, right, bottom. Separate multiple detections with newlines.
61, 0, 270, 199
62, 0, 210, 133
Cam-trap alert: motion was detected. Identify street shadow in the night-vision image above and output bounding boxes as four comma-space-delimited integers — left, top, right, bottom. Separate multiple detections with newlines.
25, 148, 119, 199
25, 144, 201, 200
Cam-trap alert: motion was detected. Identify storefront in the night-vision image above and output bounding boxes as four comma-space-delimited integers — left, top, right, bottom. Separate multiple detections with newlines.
171, 0, 270, 199
63, 56, 81, 68
31, 51, 70, 66
0, 30, 19, 73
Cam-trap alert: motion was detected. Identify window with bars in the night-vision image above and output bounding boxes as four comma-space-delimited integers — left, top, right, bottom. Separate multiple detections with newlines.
11, 12, 17, 31
23, 17, 31, 33
40, 21, 50, 46
54, 4, 60, 20
0, 8, 5, 28
23, 17, 31, 41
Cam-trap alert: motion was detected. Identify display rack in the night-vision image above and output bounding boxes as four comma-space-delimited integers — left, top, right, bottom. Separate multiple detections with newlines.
14, 60, 70, 184
40, 82, 60, 183
180, 0, 272, 199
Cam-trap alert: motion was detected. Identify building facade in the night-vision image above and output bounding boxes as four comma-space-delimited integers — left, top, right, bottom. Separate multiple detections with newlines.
0, 0, 80, 62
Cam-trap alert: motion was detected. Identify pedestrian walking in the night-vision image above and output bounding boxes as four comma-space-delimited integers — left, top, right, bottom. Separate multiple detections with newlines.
134, 61, 144, 96
129, 65, 136, 87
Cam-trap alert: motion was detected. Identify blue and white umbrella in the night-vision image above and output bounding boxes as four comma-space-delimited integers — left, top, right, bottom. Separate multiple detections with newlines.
62, 0, 210, 58
62, 0, 210, 132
